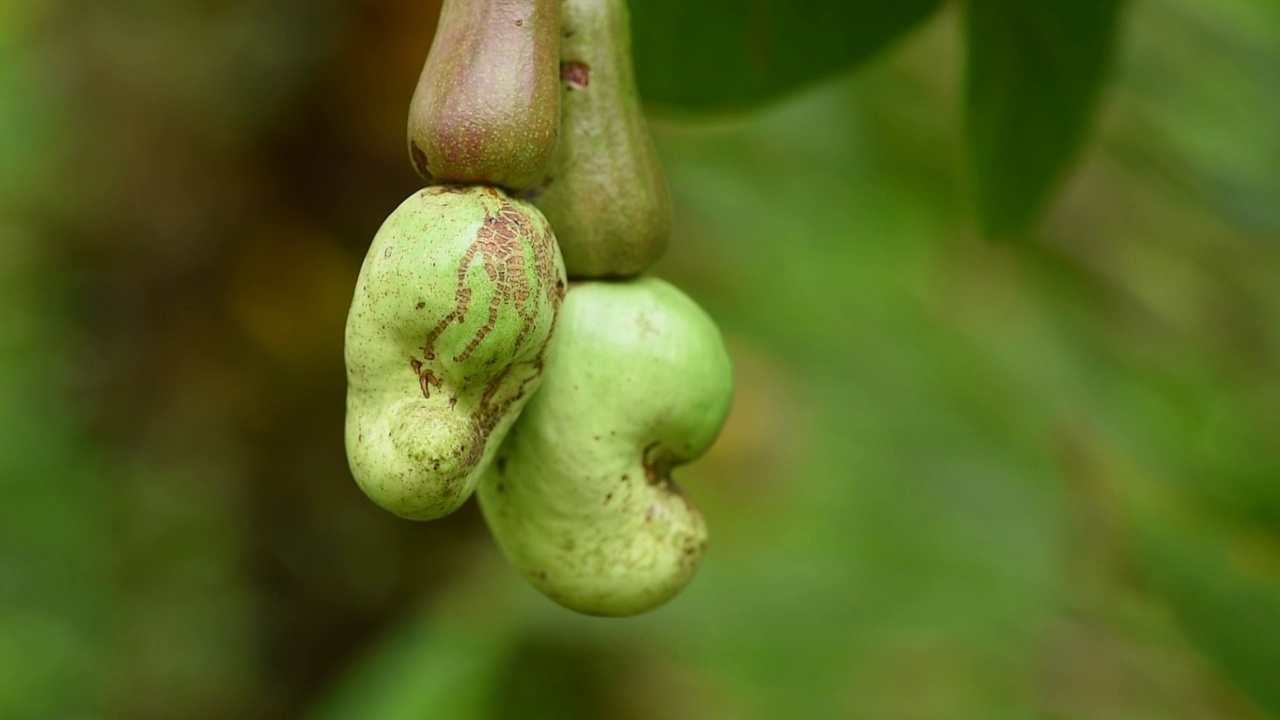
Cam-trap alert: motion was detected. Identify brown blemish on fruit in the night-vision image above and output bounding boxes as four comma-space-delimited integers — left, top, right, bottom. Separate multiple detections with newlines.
422, 197, 559, 365
410, 142, 431, 178
416, 301, 426, 310
423, 373, 442, 398
635, 313, 658, 339
409, 358, 443, 398
641, 441, 694, 507
641, 441, 667, 486
679, 536, 707, 568
427, 185, 469, 195
458, 350, 546, 475
477, 364, 513, 412
561, 61, 589, 89
420, 373, 440, 398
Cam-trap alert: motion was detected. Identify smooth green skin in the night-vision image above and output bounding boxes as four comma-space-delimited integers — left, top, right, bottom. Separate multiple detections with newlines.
345, 186, 566, 521
477, 278, 733, 616
408, 0, 560, 192
526, 0, 672, 278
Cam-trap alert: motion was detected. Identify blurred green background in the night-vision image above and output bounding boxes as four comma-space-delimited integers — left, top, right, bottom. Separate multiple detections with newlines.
4, 0, 1280, 718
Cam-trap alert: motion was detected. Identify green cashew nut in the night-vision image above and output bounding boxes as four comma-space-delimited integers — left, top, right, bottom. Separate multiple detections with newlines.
477, 278, 733, 615
408, 0, 561, 191
530, 0, 672, 278
345, 185, 566, 520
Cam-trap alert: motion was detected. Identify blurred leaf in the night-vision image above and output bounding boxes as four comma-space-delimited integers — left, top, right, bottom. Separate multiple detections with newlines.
630, 0, 944, 112
1138, 521, 1280, 718
0, 234, 109, 720
0, 14, 109, 718
310, 617, 504, 720
485, 636, 630, 720
309, 562, 523, 720
965, 0, 1125, 237
1117, 0, 1280, 238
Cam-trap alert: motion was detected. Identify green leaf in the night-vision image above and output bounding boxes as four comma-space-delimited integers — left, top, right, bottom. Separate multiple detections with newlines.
309, 614, 509, 720
965, 0, 1125, 237
630, 0, 945, 112
308, 564, 528, 720
1138, 522, 1280, 717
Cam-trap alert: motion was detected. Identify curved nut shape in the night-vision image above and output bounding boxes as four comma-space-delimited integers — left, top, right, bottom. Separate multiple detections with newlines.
408, 0, 561, 191
345, 186, 566, 520
478, 278, 733, 615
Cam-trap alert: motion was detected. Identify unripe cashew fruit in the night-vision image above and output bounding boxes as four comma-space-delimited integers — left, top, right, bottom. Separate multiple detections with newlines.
477, 278, 733, 616
345, 185, 566, 520
527, 0, 672, 278
407, 0, 561, 192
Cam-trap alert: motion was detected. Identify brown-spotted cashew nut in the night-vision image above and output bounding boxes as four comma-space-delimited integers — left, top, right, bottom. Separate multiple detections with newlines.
477, 278, 733, 616
528, 0, 672, 278
345, 185, 566, 520
407, 0, 561, 192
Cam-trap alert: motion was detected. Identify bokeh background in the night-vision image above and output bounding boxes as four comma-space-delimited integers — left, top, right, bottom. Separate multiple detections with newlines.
4, 0, 1280, 718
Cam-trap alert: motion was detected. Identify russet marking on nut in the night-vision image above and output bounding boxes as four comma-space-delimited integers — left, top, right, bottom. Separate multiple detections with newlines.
344, 186, 566, 521
423, 195, 561, 366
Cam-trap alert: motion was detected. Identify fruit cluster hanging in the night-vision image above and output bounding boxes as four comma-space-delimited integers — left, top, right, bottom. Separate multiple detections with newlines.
344, 0, 734, 617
